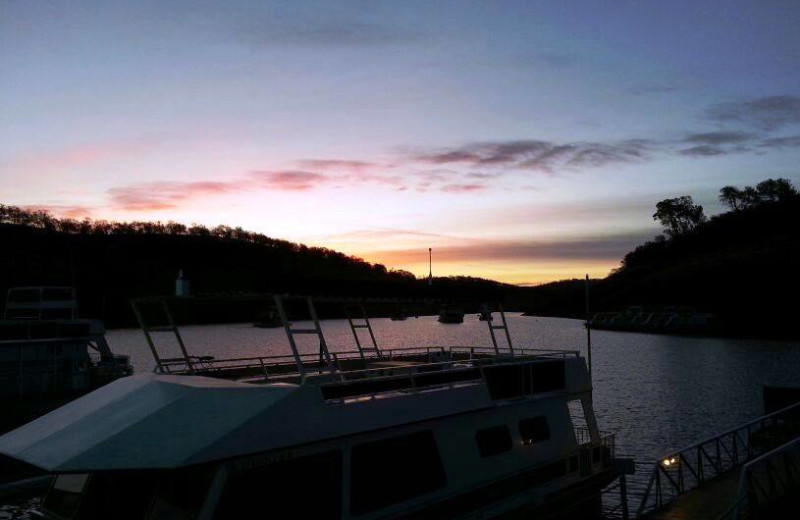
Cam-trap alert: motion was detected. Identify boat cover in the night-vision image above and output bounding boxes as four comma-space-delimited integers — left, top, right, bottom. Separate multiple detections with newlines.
0, 374, 297, 472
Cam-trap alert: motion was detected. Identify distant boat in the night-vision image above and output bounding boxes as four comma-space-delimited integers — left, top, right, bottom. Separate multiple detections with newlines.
253, 308, 283, 328
438, 307, 464, 324
589, 305, 716, 334
390, 308, 409, 321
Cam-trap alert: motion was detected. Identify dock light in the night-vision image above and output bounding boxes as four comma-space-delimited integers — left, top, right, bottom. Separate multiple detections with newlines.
662, 456, 677, 467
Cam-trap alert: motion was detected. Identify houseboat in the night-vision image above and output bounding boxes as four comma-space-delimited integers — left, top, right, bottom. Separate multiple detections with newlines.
0, 294, 625, 519
0, 287, 132, 397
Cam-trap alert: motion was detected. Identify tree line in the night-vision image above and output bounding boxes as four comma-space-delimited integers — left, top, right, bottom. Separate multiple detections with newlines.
0, 203, 417, 282
623, 177, 798, 269
650, 178, 797, 240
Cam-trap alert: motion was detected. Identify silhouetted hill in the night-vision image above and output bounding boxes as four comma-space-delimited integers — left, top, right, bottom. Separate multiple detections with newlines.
0, 208, 519, 326
525, 195, 800, 338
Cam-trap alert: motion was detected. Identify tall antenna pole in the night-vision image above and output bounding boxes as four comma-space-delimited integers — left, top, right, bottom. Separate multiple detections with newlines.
585, 274, 592, 384
428, 248, 432, 286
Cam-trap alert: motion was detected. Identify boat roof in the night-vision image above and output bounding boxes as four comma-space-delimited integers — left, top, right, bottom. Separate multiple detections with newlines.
0, 374, 297, 472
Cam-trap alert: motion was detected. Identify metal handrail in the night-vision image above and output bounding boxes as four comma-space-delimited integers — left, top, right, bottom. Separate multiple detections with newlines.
717, 435, 800, 520
636, 400, 800, 517
154, 345, 578, 379
132, 293, 582, 382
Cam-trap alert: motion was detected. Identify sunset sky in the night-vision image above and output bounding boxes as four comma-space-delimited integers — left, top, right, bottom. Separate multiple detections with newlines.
2, 1, 800, 284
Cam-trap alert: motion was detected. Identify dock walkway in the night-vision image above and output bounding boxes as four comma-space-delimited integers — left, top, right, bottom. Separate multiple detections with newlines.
643, 470, 739, 519
635, 402, 800, 520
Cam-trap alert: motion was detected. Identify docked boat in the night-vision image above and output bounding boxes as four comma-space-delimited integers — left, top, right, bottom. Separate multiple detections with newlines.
438, 306, 465, 324
0, 294, 625, 519
0, 287, 132, 397
589, 305, 716, 335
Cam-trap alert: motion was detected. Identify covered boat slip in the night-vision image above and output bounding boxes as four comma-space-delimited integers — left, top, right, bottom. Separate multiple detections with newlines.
0, 287, 132, 397
0, 319, 128, 397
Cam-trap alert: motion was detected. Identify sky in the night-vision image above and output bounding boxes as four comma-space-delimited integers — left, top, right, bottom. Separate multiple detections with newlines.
2, 0, 800, 284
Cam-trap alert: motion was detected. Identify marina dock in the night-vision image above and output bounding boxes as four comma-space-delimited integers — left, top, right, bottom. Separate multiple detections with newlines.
634, 401, 800, 519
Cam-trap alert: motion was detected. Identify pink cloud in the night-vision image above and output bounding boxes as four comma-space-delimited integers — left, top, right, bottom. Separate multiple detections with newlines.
108, 181, 238, 211
21, 204, 95, 220
294, 159, 379, 171
440, 183, 486, 193
252, 170, 329, 191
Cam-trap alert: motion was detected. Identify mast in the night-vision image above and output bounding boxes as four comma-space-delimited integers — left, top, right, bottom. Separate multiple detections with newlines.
585, 274, 592, 384
428, 247, 432, 286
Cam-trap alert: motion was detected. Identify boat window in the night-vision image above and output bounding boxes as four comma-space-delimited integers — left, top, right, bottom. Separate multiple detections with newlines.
147, 467, 216, 520
41, 308, 74, 320
7, 289, 40, 303
42, 287, 73, 302
528, 360, 566, 394
519, 417, 550, 445
42, 474, 89, 519
214, 450, 342, 519
73, 471, 159, 520
483, 365, 524, 399
475, 425, 513, 458
350, 430, 446, 516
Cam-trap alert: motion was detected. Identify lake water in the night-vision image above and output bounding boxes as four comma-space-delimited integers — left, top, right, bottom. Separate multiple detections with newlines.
107, 313, 800, 493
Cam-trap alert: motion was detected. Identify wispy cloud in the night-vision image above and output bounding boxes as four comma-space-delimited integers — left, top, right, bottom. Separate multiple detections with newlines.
440, 183, 487, 193
414, 139, 655, 173
294, 159, 379, 171
21, 204, 94, 220
108, 181, 238, 211
253, 170, 328, 191
707, 95, 800, 131
232, 17, 421, 48
678, 145, 729, 157
364, 232, 653, 265
759, 135, 800, 149
684, 131, 755, 145
629, 83, 679, 96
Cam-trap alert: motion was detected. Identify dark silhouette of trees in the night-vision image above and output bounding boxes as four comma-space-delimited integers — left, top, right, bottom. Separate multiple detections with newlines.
1, 203, 522, 326
719, 186, 744, 211
719, 178, 798, 211
653, 196, 706, 238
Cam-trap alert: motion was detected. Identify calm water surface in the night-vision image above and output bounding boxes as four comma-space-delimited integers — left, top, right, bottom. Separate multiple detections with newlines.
108, 314, 800, 490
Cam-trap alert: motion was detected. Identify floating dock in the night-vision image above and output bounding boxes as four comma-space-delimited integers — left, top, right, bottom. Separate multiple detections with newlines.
633, 401, 800, 519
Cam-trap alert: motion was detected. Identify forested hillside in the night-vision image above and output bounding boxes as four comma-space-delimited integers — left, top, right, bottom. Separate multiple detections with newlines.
0, 205, 512, 326
524, 179, 800, 338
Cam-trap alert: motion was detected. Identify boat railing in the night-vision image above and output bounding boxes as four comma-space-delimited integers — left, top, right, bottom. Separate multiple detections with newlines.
635, 400, 800, 517
132, 293, 563, 382
154, 345, 578, 382
316, 350, 578, 402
